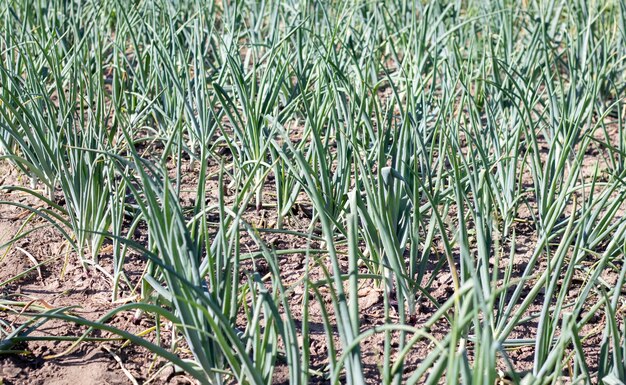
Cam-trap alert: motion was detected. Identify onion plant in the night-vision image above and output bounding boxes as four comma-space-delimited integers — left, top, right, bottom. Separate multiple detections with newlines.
3, 0, 626, 384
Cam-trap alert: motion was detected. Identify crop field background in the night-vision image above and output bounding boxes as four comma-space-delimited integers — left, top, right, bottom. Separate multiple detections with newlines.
1, 0, 626, 384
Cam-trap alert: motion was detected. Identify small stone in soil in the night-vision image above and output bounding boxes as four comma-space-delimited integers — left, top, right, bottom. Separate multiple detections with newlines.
2, 366, 23, 377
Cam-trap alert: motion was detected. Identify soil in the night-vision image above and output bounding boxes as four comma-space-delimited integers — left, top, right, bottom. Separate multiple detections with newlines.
0, 113, 623, 384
